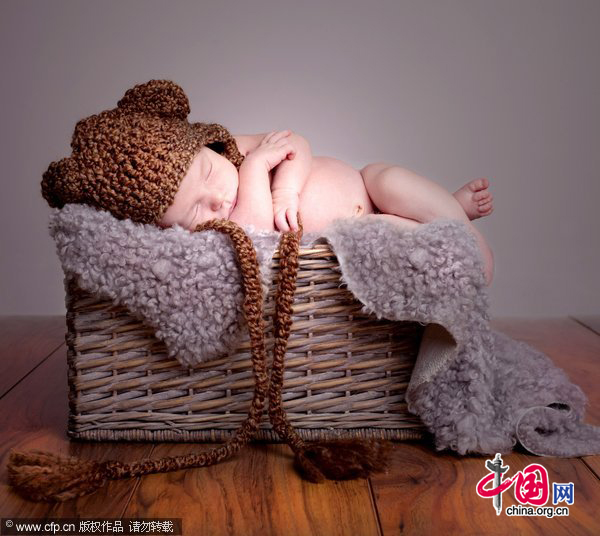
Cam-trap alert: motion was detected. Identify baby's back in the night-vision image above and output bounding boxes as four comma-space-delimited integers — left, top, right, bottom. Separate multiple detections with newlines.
298, 156, 376, 232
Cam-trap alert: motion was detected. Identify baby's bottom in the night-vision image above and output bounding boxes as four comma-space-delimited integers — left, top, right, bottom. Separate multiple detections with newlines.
359, 164, 494, 286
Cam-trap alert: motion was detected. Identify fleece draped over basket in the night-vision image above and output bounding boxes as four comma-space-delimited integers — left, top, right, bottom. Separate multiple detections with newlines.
48, 203, 600, 458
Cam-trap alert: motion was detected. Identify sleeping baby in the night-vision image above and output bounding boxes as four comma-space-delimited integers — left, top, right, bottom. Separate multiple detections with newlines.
41, 79, 494, 286
158, 130, 495, 285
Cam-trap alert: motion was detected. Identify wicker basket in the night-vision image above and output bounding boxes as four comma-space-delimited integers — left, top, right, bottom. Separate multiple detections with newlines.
65, 243, 428, 443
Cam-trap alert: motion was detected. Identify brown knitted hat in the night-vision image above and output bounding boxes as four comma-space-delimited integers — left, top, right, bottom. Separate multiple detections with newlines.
41, 79, 245, 225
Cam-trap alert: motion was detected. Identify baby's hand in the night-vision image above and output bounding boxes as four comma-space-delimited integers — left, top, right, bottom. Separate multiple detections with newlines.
245, 130, 296, 172
272, 187, 300, 232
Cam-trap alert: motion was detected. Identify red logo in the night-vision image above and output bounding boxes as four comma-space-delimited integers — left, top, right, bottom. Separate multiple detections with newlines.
477, 462, 549, 506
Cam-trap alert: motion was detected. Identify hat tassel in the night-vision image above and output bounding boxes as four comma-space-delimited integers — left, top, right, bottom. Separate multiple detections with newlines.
7, 450, 110, 502
293, 439, 393, 483
7, 217, 392, 503
268, 214, 393, 484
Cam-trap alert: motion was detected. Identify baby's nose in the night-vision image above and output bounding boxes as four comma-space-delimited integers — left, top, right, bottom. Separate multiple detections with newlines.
210, 191, 226, 210
210, 190, 223, 204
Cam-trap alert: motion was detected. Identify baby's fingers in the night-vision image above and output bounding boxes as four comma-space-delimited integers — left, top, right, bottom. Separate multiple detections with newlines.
263, 130, 292, 144
274, 210, 290, 233
286, 209, 299, 232
272, 130, 292, 142
279, 209, 299, 233
274, 138, 296, 158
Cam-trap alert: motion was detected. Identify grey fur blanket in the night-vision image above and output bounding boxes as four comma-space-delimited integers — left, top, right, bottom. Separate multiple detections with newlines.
49, 204, 600, 458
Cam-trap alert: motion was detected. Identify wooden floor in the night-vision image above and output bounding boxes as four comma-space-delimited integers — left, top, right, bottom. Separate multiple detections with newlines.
0, 315, 598, 535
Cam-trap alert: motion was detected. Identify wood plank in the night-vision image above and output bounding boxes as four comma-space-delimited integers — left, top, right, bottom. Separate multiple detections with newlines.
370, 442, 599, 535
0, 317, 380, 531
370, 317, 600, 534
3, 316, 598, 534
122, 442, 381, 536
0, 315, 65, 397
582, 456, 600, 481
571, 315, 600, 337
490, 317, 600, 426
489, 317, 600, 481
0, 342, 152, 515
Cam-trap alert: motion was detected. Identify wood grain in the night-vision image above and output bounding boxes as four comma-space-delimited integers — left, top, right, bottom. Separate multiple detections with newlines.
571, 315, 600, 336
122, 442, 381, 536
370, 443, 599, 536
0, 315, 65, 397
1, 316, 599, 536
491, 317, 600, 426
570, 314, 600, 480
0, 338, 152, 517
370, 317, 600, 536
0, 316, 380, 533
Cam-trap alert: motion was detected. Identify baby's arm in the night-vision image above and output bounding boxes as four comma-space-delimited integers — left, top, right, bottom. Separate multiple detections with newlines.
230, 131, 296, 232
229, 158, 275, 232
270, 133, 313, 232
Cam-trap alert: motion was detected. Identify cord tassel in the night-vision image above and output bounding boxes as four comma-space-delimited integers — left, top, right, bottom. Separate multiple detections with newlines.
267, 213, 393, 483
293, 438, 393, 483
6, 219, 272, 502
7, 216, 394, 503
7, 450, 109, 502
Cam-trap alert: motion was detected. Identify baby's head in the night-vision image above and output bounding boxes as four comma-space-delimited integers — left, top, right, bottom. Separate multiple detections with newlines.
41, 79, 244, 229
157, 144, 239, 231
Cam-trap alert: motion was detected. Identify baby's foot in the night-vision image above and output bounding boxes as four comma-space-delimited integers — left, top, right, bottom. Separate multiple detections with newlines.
453, 178, 494, 220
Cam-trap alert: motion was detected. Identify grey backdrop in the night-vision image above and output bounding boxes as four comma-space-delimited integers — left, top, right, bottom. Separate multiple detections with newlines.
1, 0, 598, 317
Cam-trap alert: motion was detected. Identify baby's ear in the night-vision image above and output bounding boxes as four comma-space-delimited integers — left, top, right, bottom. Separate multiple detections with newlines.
116, 79, 190, 120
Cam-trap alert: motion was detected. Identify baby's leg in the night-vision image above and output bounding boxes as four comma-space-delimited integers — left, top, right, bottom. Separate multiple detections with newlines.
361, 213, 421, 230
361, 163, 471, 224
360, 164, 494, 285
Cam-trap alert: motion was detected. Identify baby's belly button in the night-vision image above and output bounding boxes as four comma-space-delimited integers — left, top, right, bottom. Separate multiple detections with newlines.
354, 198, 376, 216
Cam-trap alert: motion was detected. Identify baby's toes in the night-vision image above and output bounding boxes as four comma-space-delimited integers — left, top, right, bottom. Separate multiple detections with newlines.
474, 190, 491, 202
478, 198, 494, 214
479, 194, 493, 207
469, 177, 489, 192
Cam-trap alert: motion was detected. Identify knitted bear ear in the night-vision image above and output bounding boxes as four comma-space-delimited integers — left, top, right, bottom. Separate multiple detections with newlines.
116, 79, 191, 120
41, 157, 83, 209
194, 122, 245, 170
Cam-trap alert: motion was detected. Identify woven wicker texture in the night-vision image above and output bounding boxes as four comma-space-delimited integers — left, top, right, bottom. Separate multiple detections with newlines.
65, 243, 427, 442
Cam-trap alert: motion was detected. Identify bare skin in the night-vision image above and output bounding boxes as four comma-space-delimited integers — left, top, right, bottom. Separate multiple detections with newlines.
357, 164, 495, 286
159, 131, 496, 286
453, 177, 494, 220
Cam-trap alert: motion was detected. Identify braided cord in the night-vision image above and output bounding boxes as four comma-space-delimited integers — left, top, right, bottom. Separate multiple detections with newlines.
104, 218, 272, 479
267, 215, 307, 452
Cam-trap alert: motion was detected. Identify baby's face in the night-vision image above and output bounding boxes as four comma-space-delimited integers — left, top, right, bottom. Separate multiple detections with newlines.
159, 147, 239, 230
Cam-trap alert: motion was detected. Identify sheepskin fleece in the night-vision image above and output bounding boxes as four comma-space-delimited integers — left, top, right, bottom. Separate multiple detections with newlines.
48, 204, 600, 458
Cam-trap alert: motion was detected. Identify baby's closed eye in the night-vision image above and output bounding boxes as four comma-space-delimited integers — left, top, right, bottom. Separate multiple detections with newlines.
187, 203, 200, 229
205, 162, 213, 181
